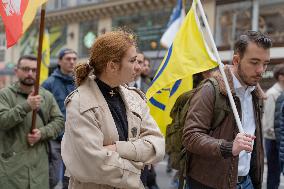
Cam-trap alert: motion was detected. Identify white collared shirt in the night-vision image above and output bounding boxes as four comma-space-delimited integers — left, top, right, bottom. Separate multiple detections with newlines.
128, 77, 141, 89
135, 77, 142, 89
231, 71, 256, 176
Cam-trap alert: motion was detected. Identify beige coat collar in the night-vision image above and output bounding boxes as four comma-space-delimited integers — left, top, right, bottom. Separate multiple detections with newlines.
77, 75, 143, 116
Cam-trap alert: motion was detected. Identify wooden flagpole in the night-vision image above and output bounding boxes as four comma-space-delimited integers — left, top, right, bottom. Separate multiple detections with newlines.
31, 4, 46, 133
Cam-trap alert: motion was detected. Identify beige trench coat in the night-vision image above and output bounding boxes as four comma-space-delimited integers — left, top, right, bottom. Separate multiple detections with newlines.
61, 76, 165, 189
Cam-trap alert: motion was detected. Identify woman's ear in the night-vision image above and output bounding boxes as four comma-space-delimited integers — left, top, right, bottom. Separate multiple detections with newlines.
106, 61, 118, 73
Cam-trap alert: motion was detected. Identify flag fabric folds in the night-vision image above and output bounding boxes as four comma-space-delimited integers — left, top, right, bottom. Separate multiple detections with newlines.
160, 0, 185, 48
148, 76, 193, 135
40, 30, 50, 84
147, 0, 218, 135
0, 0, 47, 48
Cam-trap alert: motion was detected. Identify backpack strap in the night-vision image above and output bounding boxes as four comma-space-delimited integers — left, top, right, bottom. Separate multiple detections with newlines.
207, 78, 231, 130
178, 173, 185, 189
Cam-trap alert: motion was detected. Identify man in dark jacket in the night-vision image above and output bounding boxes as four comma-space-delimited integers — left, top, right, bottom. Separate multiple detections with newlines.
276, 92, 284, 168
0, 55, 64, 189
42, 48, 77, 189
262, 64, 284, 189
182, 31, 272, 189
42, 48, 77, 117
275, 92, 284, 142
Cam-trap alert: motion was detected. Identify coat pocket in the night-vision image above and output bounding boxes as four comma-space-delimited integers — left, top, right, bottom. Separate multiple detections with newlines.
0, 150, 30, 188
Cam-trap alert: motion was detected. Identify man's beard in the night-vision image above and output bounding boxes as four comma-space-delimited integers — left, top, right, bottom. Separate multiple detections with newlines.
237, 63, 261, 86
20, 77, 35, 86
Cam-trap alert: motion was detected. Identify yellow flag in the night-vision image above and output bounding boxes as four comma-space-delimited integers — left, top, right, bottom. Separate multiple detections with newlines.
146, 0, 218, 135
23, 0, 48, 33
40, 30, 50, 84
148, 76, 193, 135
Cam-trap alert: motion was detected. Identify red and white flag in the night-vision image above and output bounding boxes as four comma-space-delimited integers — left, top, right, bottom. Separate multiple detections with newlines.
0, 0, 47, 48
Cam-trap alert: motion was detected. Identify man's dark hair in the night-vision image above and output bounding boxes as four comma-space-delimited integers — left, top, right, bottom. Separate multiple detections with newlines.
273, 64, 284, 81
17, 55, 37, 67
193, 72, 204, 89
234, 30, 272, 59
58, 48, 77, 60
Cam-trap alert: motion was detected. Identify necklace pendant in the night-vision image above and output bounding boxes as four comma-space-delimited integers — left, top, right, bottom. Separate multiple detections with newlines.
109, 90, 115, 97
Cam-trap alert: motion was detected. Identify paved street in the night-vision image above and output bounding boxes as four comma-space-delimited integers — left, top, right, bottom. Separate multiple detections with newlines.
155, 158, 284, 189
55, 158, 284, 189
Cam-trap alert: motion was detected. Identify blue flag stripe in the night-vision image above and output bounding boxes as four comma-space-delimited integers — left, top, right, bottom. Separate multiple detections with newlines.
170, 79, 182, 97
149, 97, 166, 111
151, 45, 173, 84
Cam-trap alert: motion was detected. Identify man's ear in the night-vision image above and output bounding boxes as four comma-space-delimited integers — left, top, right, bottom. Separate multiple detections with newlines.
232, 54, 240, 66
14, 67, 18, 75
58, 59, 62, 67
279, 74, 284, 82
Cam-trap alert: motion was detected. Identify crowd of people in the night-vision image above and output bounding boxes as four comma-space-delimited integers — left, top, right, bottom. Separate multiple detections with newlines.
0, 29, 283, 189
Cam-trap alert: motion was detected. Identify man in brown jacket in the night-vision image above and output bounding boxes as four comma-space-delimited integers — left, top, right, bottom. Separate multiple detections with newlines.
182, 30, 272, 189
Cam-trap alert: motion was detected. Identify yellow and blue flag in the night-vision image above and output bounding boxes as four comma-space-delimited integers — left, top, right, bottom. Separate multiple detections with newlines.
146, 0, 218, 135
40, 30, 50, 84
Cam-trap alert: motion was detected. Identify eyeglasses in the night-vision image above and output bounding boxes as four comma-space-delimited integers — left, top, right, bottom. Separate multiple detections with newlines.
18, 67, 37, 73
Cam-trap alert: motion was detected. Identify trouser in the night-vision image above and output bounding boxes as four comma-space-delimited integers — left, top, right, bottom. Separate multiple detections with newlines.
146, 166, 159, 188
187, 176, 254, 189
265, 138, 281, 189
141, 165, 160, 189
49, 140, 62, 189
63, 174, 69, 189
141, 165, 149, 186
236, 175, 254, 189
187, 177, 214, 189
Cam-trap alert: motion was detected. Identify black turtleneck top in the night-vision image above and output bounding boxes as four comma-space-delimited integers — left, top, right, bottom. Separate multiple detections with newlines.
95, 79, 149, 185
95, 79, 128, 141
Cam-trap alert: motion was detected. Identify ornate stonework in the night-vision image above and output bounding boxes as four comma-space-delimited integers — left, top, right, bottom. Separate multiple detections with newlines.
41, 0, 176, 27
0, 0, 175, 31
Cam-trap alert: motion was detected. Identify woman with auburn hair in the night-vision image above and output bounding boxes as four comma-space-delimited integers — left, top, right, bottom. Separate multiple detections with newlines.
61, 30, 165, 189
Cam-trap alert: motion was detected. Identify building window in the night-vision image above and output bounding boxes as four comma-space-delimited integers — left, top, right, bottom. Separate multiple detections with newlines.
259, 0, 284, 45
0, 50, 4, 62
77, 0, 103, 5
216, 0, 284, 47
215, 1, 252, 48
47, 0, 68, 11
112, 8, 172, 51
79, 21, 98, 58
0, 33, 5, 49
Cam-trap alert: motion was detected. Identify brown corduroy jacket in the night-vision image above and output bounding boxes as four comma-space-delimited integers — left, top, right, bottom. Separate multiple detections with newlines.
182, 66, 265, 189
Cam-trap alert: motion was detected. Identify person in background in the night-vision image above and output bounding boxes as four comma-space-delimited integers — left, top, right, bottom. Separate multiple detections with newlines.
42, 48, 77, 189
183, 30, 272, 189
140, 57, 152, 93
0, 55, 64, 189
140, 57, 160, 189
61, 30, 165, 189
128, 51, 144, 89
42, 48, 77, 118
277, 92, 284, 172
262, 64, 284, 189
128, 53, 160, 189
